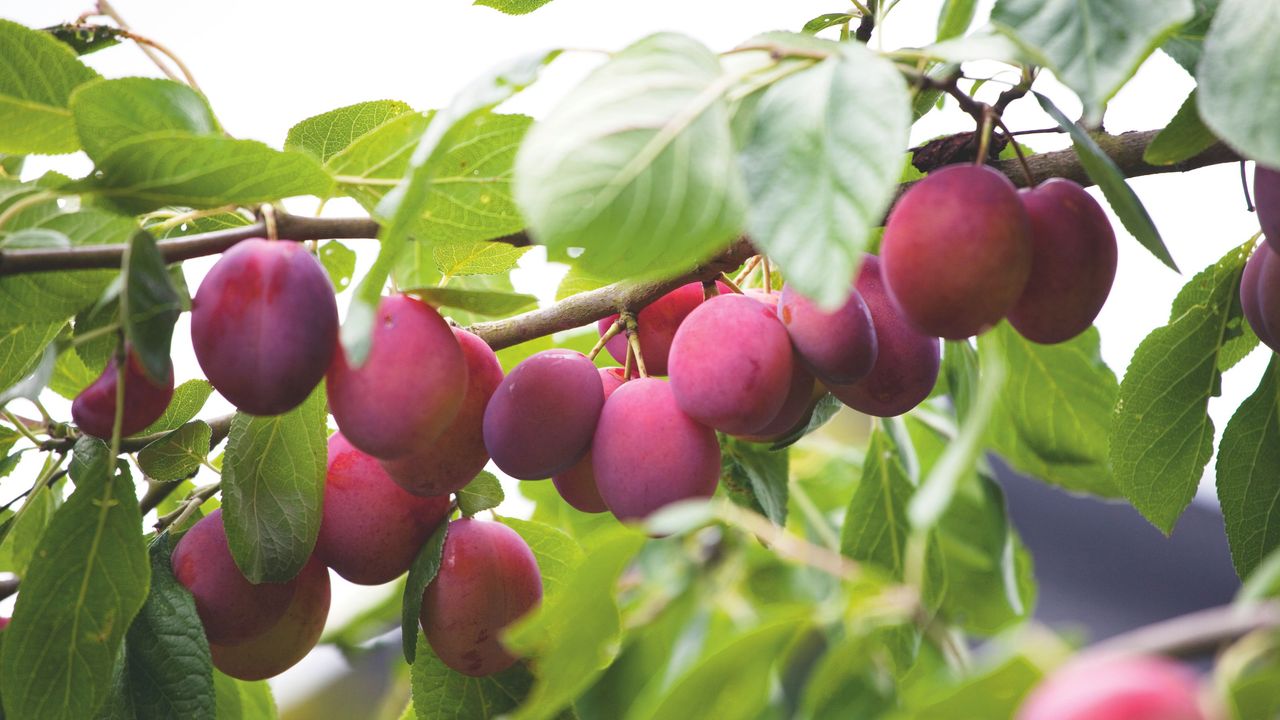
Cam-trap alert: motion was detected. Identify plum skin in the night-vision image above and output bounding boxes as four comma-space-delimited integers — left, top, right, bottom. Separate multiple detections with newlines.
171, 509, 297, 645
596, 281, 730, 375
482, 350, 604, 480
1242, 242, 1280, 352
327, 294, 467, 460
316, 432, 451, 585
1007, 179, 1117, 344
71, 347, 174, 439
552, 367, 627, 513
1017, 654, 1206, 720
210, 556, 331, 681
420, 519, 543, 677
593, 377, 721, 522
381, 328, 505, 496
828, 255, 940, 417
881, 164, 1032, 339
668, 293, 794, 434
191, 238, 338, 416
1257, 165, 1280, 252
777, 284, 878, 384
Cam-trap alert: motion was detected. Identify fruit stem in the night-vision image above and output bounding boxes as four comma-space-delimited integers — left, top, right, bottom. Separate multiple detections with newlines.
1241, 160, 1255, 212
702, 279, 721, 301
621, 312, 648, 378
588, 319, 623, 361
717, 273, 745, 295
761, 256, 773, 293
994, 116, 1036, 186
973, 106, 995, 166
733, 256, 762, 285
155, 481, 222, 531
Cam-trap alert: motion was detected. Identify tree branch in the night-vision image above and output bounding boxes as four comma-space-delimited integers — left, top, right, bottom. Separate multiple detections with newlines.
38, 413, 234, 453
1087, 601, 1280, 659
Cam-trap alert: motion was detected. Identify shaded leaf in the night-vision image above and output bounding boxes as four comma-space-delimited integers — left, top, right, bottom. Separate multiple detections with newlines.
1216, 356, 1280, 578
456, 471, 504, 517
138, 421, 211, 482
122, 229, 181, 383
1144, 90, 1218, 166
0, 19, 99, 154
405, 286, 537, 317
402, 521, 449, 664
70, 77, 219, 159
1197, 0, 1280, 167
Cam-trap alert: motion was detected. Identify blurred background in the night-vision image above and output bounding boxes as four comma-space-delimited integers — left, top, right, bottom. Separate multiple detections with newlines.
0, 0, 1251, 715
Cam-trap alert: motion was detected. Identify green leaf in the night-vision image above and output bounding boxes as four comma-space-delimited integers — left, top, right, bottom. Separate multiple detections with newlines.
802, 13, 856, 34
900, 651, 1046, 718
122, 229, 181, 383
1112, 242, 1251, 533
0, 340, 55, 406
137, 379, 214, 435
515, 33, 745, 283
494, 516, 584, 604
0, 320, 64, 394
937, 0, 979, 41
739, 37, 909, 310
221, 385, 327, 582
628, 616, 805, 720
49, 346, 96, 400
1162, 0, 1218, 73
70, 77, 220, 159
1035, 92, 1177, 271
410, 634, 534, 719
982, 324, 1119, 497
1197, 0, 1280, 167
318, 240, 356, 292
285, 100, 413, 163
124, 533, 216, 720
435, 241, 530, 279
1239, 546, 1280, 601
88, 133, 335, 214
1216, 356, 1280, 578
456, 471, 504, 517
212, 673, 277, 720
1220, 641, 1280, 720
505, 527, 645, 720
0, 210, 136, 324
402, 521, 449, 664
0, 462, 149, 720
405, 286, 537, 317
992, 0, 1193, 121
1144, 90, 1218, 166
473, 0, 556, 14
0, 19, 99, 154
720, 436, 789, 526
0, 483, 58, 576
344, 50, 557, 365
138, 421, 211, 482
842, 428, 913, 580
768, 392, 841, 451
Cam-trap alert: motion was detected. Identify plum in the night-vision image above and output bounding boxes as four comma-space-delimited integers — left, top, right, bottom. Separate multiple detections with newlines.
737, 368, 821, 443
777, 284, 878, 384
1241, 242, 1280, 351
1257, 165, 1280, 252
328, 295, 467, 459
1007, 179, 1118, 344
380, 328, 504, 496
668, 293, 793, 434
551, 367, 627, 513
828, 256, 940, 417
881, 164, 1032, 338
482, 350, 603, 480
191, 239, 337, 416
593, 378, 720, 522
71, 347, 174, 439
171, 509, 297, 645
1017, 654, 1206, 720
210, 556, 330, 680
316, 432, 451, 585
597, 281, 730, 375
420, 519, 542, 677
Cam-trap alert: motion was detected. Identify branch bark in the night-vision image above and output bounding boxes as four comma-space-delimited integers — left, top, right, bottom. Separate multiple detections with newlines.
1087, 601, 1280, 659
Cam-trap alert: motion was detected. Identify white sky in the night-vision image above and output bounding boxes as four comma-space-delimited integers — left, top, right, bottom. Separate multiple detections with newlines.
1, 0, 1266, 707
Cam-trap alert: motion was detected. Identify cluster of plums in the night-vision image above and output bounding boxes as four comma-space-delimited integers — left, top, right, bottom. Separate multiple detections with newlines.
1241, 166, 1280, 352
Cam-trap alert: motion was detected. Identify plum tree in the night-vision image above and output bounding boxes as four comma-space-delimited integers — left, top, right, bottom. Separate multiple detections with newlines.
190, 239, 338, 416
209, 556, 331, 681
1240, 242, 1280, 351
828, 256, 940, 417
420, 519, 543, 677
1257, 165, 1280, 251
316, 432, 451, 585
483, 349, 604, 479
596, 281, 730, 375
70, 347, 174, 439
593, 377, 720, 522
1007, 179, 1118, 344
668, 293, 794, 434
327, 295, 467, 459
171, 509, 298, 645
777, 283, 878, 384
380, 328, 504, 496
1017, 654, 1206, 720
881, 164, 1032, 338
552, 367, 627, 513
